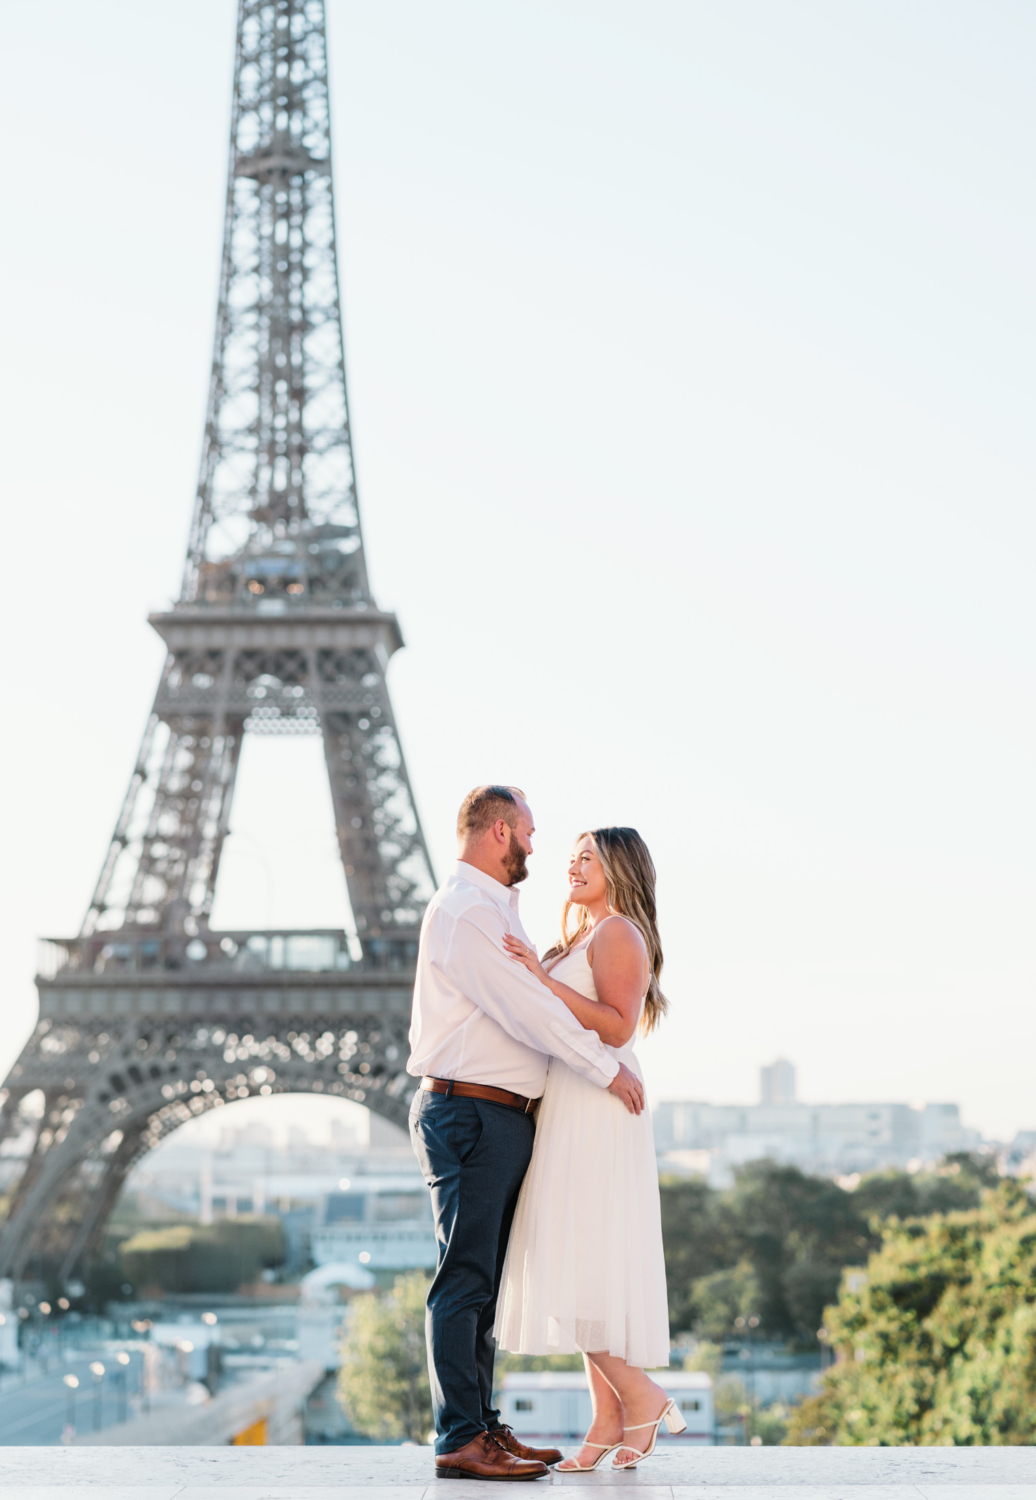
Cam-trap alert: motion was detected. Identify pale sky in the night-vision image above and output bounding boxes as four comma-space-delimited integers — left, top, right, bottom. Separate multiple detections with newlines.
2, 1, 1035, 1140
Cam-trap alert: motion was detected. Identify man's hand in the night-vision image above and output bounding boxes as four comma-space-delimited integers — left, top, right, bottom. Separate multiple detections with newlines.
607, 1062, 645, 1115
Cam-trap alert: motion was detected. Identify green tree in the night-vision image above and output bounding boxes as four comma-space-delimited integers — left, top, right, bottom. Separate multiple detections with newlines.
338, 1271, 433, 1444
664, 1163, 874, 1347
683, 1339, 724, 1380
786, 1183, 1036, 1445
723, 1162, 869, 1348
661, 1155, 1000, 1351
119, 1217, 285, 1294
714, 1371, 751, 1429
853, 1155, 992, 1223
494, 1351, 584, 1374
689, 1260, 760, 1341
754, 1401, 790, 1445
659, 1176, 735, 1333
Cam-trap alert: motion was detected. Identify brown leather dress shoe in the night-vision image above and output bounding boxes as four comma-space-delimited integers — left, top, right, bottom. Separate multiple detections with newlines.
435, 1430, 549, 1480
490, 1425, 563, 1466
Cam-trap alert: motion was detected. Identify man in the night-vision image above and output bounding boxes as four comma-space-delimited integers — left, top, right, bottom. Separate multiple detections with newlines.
408, 785, 645, 1480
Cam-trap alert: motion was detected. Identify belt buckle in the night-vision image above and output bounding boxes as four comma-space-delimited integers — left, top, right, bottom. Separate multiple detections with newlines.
524, 1096, 534, 1114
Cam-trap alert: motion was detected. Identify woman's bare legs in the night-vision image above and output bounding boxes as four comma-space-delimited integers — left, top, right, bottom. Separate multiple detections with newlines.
555, 1353, 624, 1470
585, 1352, 669, 1466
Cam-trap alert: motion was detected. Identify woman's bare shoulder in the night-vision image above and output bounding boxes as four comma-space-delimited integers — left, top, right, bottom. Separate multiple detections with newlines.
588, 914, 647, 960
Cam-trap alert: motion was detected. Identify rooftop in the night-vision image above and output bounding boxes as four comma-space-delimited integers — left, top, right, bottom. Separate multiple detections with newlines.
1, 1443, 1034, 1495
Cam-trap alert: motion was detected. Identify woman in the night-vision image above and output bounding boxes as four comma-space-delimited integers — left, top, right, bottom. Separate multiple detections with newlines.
494, 826, 682, 1470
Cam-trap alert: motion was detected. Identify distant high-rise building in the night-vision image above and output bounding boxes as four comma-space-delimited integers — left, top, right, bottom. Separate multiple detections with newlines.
653, 1088, 982, 1186
760, 1058, 796, 1106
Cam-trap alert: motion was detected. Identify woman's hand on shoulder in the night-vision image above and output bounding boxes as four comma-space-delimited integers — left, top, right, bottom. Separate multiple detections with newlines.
502, 932, 549, 986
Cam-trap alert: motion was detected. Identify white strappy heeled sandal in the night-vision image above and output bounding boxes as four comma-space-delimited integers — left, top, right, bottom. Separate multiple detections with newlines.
556, 1438, 622, 1471
612, 1398, 687, 1469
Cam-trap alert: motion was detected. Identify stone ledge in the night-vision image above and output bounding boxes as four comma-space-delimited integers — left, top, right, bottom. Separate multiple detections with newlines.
0, 1444, 1035, 1494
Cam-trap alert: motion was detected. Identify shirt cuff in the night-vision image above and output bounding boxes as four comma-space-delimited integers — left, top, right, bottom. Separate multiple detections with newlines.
597, 1055, 621, 1087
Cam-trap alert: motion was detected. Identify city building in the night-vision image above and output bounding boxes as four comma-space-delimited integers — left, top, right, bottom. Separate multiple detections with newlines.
1003, 1131, 1036, 1179
310, 1179, 436, 1275
654, 1062, 981, 1185
121, 1113, 433, 1275
760, 1059, 796, 1107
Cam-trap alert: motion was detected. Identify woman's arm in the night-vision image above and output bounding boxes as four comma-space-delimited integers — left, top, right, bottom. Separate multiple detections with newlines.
502, 918, 647, 1047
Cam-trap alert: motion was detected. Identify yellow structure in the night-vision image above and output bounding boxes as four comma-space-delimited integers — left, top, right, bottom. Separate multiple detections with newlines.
232, 1417, 268, 1446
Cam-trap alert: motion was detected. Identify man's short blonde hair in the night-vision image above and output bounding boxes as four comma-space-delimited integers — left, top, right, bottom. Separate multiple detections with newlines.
456, 785, 527, 839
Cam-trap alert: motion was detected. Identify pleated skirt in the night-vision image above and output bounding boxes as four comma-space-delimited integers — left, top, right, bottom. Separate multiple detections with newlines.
494, 1051, 670, 1369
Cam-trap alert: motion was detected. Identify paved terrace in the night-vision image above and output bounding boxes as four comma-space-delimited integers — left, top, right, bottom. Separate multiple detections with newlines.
1, 1445, 1034, 1498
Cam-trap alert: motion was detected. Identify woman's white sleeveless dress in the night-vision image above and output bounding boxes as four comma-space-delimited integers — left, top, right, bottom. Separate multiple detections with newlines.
494, 940, 670, 1368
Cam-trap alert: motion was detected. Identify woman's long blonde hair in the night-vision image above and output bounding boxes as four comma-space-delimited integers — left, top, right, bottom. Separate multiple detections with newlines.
544, 826, 668, 1033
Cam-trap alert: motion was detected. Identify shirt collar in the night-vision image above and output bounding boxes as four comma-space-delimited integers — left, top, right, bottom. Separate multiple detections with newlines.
452, 859, 521, 910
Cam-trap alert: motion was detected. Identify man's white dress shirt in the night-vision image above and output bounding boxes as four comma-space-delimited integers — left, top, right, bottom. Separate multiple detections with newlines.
407, 860, 620, 1097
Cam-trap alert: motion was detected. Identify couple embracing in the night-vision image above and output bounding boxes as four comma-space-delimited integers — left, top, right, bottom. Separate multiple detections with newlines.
408, 785, 681, 1480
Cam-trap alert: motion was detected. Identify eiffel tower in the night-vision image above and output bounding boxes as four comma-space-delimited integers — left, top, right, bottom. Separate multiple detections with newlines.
0, 0, 435, 1284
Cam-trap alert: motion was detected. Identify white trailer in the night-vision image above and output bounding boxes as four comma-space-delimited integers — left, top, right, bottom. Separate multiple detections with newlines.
499, 1369, 714, 1445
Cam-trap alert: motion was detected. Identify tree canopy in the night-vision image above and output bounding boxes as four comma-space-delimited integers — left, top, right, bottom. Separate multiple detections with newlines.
118, 1216, 285, 1295
788, 1182, 1036, 1445
661, 1154, 994, 1348
338, 1271, 433, 1444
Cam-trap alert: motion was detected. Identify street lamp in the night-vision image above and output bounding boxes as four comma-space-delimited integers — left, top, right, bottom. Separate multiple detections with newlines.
733, 1312, 762, 1440
115, 1351, 130, 1422
89, 1361, 105, 1432
63, 1374, 79, 1439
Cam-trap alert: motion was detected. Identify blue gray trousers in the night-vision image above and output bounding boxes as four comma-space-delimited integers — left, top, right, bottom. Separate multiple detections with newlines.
409, 1087, 535, 1456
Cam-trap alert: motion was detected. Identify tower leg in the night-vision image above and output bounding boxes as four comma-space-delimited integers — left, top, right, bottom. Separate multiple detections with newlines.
58, 1127, 145, 1282
0, 1104, 111, 1280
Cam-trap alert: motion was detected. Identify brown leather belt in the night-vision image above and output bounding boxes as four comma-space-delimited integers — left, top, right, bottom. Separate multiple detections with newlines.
421, 1076, 538, 1115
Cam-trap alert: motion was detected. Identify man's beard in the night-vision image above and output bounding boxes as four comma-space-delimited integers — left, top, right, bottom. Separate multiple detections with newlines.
503, 830, 529, 886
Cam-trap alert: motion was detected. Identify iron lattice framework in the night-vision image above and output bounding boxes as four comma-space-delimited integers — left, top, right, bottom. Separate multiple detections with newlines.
0, 0, 435, 1283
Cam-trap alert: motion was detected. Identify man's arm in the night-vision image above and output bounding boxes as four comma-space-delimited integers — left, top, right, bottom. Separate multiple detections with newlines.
443, 907, 620, 1089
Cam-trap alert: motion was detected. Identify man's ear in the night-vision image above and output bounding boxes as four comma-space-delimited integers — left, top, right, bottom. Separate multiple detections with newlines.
491, 818, 510, 846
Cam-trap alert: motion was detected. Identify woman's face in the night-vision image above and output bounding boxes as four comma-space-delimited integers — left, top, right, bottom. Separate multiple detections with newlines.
567, 835, 608, 909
